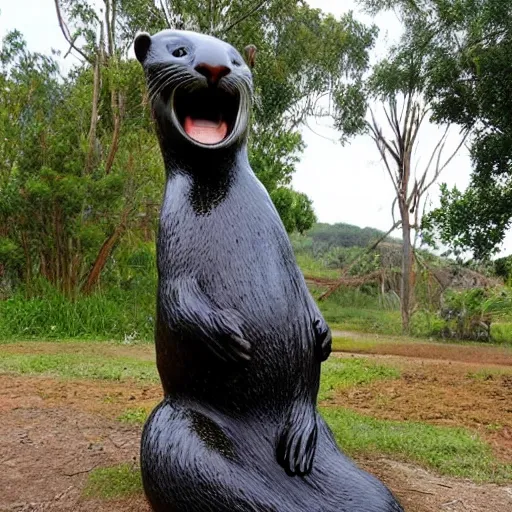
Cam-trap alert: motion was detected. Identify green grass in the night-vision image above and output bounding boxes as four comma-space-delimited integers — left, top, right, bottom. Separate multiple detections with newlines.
491, 322, 512, 344
319, 358, 399, 401
295, 253, 341, 280
330, 335, 381, 352
0, 286, 156, 342
0, 352, 158, 381
6, 340, 506, 486
117, 407, 151, 424
321, 408, 512, 483
83, 464, 143, 499
320, 304, 402, 335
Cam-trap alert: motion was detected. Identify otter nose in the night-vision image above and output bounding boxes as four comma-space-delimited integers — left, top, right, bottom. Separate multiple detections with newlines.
195, 63, 231, 86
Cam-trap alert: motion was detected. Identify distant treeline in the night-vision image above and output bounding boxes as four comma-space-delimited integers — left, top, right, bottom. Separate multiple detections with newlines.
291, 222, 400, 256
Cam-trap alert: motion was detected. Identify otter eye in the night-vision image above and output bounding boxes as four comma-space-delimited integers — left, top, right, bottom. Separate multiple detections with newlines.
172, 47, 188, 58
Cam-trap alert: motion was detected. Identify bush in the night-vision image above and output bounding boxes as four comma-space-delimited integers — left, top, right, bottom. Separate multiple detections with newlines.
438, 288, 512, 342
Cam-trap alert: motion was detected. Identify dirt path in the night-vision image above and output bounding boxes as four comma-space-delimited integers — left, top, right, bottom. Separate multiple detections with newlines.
1, 339, 512, 510
331, 330, 512, 366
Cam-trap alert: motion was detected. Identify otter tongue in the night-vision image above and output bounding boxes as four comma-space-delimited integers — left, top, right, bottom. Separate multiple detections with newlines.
184, 116, 228, 144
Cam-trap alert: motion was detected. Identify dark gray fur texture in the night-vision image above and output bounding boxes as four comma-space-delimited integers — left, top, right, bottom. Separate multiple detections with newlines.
135, 28, 403, 512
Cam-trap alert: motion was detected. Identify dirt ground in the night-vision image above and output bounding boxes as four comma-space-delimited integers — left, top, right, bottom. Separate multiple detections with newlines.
1, 340, 512, 511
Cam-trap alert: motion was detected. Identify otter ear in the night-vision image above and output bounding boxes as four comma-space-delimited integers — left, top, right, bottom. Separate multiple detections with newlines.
134, 32, 152, 63
244, 44, 257, 69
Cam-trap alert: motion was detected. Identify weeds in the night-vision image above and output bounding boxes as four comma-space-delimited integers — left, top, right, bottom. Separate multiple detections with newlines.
84, 464, 142, 499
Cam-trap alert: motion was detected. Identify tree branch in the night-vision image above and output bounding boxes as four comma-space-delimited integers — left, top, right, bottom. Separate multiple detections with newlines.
54, 0, 92, 63
159, 0, 172, 27
318, 220, 402, 301
221, 0, 268, 35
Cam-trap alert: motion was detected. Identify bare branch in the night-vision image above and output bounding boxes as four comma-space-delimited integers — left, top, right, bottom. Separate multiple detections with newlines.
54, 0, 92, 63
383, 102, 401, 144
420, 127, 469, 197
221, 1, 268, 35
391, 196, 398, 225
368, 114, 401, 196
369, 109, 401, 167
159, 0, 172, 27
417, 125, 449, 193
368, 125, 400, 194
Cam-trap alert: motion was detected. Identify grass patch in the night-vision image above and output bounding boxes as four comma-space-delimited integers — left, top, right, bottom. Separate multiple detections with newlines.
320, 305, 402, 335
117, 407, 151, 425
0, 286, 156, 342
83, 463, 143, 499
0, 352, 158, 381
467, 368, 512, 380
491, 322, 512, 344
321, 408, 512, 483
319, 358, 399, 401
331, 336, 381, 353
295, 253, 342, 280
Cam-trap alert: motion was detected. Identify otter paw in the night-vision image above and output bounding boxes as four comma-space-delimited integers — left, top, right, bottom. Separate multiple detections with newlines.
313, 318, 332, 362
208, 333, 251, 363
205, 312, 252, 364
277, 410, 318, 477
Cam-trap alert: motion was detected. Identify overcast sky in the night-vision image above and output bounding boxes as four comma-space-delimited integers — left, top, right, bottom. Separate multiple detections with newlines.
1, 0, 511, 257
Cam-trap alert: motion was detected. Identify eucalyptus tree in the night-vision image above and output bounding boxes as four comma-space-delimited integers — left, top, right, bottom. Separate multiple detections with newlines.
361, 0, 512, 260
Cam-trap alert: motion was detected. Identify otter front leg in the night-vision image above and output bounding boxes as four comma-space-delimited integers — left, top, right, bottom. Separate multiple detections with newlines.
313, 317, 332, 362
162, 278, 251, 363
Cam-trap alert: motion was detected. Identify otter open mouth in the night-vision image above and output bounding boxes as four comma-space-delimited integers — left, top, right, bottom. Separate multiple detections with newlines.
172, 87, 241, 146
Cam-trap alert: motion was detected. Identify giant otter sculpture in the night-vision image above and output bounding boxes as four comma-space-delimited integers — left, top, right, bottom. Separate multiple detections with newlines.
135, 28, 404, 512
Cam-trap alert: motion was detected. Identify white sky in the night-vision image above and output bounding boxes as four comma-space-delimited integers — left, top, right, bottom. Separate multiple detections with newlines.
1, 0, 511, 257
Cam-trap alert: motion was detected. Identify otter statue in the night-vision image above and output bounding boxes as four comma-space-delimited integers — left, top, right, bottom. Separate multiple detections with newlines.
134, 29, 403, 512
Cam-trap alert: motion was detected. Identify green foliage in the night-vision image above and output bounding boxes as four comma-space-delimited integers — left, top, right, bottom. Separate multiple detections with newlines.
270, 187, 317, 234
319, 358, 400, 401
84, 464, 142, 499
439, 288, 512, 341
0, 28, 161, 295
494, 255, 512, 285
490, 322, 512, 344
321, 407, 512, 483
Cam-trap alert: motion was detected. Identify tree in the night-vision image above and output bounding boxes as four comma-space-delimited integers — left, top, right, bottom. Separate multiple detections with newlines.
361, 0, 512, 260
0, 22, 161, 295
330, 3, 466, 331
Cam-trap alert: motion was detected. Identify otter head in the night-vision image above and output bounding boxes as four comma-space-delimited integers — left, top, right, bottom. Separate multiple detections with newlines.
135, 30, 254, 153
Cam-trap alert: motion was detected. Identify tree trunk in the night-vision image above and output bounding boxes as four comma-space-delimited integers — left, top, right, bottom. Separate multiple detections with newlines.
105, 92, 124, 174
400, 206, 414, 333
84, 29, 103, 175
81, 208, 130, 294
82, 226, 124, 295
